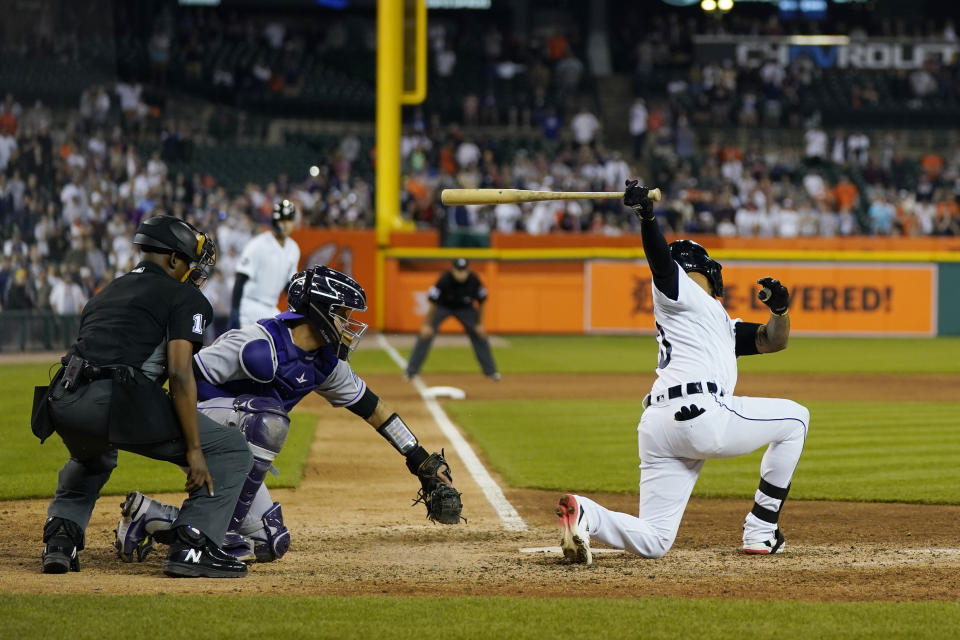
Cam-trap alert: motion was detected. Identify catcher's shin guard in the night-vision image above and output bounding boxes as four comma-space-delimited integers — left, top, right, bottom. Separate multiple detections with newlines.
228, 399, 290, 534
248, 502, 291, 562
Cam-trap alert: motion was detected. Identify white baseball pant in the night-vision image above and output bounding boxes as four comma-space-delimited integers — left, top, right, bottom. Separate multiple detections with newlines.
576, 392, 809, 558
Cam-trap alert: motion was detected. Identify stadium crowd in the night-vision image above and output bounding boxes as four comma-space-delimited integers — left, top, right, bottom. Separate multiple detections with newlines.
3, 4, 960, 344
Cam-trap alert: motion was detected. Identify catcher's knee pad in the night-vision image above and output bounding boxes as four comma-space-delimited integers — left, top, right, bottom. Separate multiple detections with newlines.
234, 395, 290, 460
248, 502, 290, 562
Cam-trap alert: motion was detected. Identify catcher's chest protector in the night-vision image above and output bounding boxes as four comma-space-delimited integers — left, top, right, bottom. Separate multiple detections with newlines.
256, 318, 339, 410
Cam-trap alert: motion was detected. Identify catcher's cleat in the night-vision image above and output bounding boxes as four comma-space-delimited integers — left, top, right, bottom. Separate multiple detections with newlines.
163, 526, 248, 578
221, 530, 257, 563
115, 491, 178, 563
743, 528, 786, 555
556, 494, 592, 565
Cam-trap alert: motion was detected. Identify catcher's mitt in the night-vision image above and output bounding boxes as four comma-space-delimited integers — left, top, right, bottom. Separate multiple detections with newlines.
410, 450, 464, 524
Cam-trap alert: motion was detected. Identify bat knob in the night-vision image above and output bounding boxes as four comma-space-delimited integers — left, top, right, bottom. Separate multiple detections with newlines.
648, 188, 662, 202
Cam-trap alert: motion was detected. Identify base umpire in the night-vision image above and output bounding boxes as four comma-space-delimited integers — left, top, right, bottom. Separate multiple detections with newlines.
405, 258, 499, 380
32, 215, 253, 578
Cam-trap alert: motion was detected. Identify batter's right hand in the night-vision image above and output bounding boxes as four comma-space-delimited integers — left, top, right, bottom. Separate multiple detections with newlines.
624, 179, 655, 221
419, 325, 434, 339
185, 448, 215, 496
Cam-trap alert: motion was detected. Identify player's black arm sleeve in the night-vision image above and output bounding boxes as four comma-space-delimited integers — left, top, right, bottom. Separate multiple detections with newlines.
734, 322, 761, 356
640, 217, 679, 300
231, 273, 249, 309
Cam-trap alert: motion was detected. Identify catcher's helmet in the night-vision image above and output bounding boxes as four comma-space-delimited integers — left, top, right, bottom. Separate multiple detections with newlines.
134, 215, 217, 288
282, 265, 368, 359
272, 199, 296, 231
669, 239, 723, 297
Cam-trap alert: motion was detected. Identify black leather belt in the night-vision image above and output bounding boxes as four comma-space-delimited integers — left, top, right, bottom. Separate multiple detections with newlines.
643, 381, 722, 409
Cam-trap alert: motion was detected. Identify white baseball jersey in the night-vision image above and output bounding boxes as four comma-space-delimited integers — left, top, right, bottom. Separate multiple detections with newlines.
236, 231, 300, 326
648, 266, 741, 399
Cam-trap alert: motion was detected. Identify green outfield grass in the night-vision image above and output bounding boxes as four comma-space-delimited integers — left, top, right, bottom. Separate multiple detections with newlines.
0, 594, 957, 639
446, 399, 960, 503
0, 364, 316, 500
399, 335, 960, 375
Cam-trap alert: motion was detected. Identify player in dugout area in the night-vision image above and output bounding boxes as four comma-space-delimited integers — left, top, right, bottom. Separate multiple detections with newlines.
114, 264, 463, 565
32, 215, 253, 579
554, 180, 810, 564
404, 258, 500, 381
231, 199, 301, 329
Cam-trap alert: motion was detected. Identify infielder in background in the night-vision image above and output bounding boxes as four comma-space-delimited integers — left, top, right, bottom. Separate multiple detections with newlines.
556, 180, 810, 564
404, 258, 499, 380
230, 199, 300, 328
115, 265, 463, 564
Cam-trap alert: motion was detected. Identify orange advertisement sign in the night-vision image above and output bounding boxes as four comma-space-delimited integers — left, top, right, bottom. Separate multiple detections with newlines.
588, 261, 936, 336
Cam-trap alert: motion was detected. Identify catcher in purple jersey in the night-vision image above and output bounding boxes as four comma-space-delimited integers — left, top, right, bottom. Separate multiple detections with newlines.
115, 265, 463, 564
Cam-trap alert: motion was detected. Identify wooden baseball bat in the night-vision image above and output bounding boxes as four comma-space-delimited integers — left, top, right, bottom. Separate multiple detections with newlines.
440, 188, 662, 206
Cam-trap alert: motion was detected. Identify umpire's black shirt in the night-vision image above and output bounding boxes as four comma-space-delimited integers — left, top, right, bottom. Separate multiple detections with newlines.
71, 260, 212, 381
429, 270, 487, 309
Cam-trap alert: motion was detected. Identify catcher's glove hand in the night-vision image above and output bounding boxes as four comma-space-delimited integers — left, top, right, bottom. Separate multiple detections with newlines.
757, 277, 790, 315
624, 179, 655, 221
409, 450, 464, 524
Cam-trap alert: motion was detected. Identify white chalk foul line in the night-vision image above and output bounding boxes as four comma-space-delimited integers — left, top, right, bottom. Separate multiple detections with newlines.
377, 334, 528, 532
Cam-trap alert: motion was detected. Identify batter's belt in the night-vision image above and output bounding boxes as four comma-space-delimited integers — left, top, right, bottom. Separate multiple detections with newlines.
643, 381, 724, 409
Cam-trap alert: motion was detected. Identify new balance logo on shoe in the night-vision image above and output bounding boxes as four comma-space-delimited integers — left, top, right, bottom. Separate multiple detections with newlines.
184, 548, 202, 563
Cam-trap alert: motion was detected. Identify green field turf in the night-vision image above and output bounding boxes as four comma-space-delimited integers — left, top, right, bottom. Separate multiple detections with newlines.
445, 399, 960, 503
0, 364, 316, 500
397, 335, 960, 375
0, 594, 957, 640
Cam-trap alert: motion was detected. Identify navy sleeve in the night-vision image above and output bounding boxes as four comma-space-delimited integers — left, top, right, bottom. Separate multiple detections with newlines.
640, 217, 679, 300
735, 322, 761, 356
170, 287, 213, 347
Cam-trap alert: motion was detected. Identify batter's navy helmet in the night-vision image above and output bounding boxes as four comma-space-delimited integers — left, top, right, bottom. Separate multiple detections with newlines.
272, 199, 297, 231
669, 240, 723, 297
284, 265, 368, 359
134, 215, 217, 288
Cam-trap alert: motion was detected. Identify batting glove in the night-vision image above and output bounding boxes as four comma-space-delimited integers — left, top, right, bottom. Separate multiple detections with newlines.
624, 179, 655, 221
757, 277, 790, 315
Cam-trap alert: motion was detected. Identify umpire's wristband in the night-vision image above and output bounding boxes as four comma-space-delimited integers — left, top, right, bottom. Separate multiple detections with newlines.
405, 445, 429, 475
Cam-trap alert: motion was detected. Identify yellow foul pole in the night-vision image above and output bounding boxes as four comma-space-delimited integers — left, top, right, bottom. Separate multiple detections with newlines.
375, 0, 402, 331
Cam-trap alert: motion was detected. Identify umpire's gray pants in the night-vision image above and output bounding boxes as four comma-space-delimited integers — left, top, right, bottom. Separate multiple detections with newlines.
46, 379, 252, 545
405, 305, 498, 377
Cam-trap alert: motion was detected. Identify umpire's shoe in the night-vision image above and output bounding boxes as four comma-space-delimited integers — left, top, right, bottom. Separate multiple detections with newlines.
163, 526, 248, 578
41, 517, 83, 574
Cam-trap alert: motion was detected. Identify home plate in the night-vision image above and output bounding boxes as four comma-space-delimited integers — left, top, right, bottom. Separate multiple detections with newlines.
422, 386, 466, 400
519, 546, 625, 555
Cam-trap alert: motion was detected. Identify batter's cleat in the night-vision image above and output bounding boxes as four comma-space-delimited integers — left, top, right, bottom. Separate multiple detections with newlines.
41, 517, 82, 574
743, 528, 786, 555
115, 491, 179, 563
556, 494, 592, 565
163, 526, 248, 578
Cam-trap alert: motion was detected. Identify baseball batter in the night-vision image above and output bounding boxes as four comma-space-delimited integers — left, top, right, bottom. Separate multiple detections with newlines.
115, 265, 463, 564
556, 180, 810, 563
231, 199, 300, 328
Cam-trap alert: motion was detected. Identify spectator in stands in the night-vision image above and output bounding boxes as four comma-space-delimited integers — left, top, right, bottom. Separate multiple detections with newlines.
0, 94, 20, 136
869, 193, 896, 235
803, 122, 828, 166
555, 47, 584, 97
570, 105, 600, 146
629, 97, 648, 159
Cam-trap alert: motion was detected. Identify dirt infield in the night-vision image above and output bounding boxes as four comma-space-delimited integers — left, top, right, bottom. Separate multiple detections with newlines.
2, 372, 958, 601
